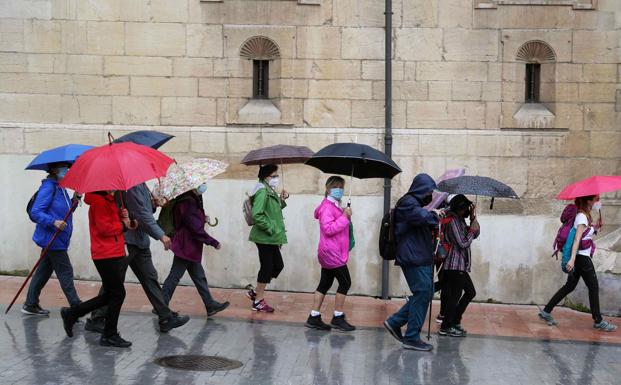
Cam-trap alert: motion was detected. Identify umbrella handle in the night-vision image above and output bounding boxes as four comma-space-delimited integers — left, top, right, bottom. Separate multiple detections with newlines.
207, 217, 219, 227
490, 197, 495, 210
107, 132, 115, 145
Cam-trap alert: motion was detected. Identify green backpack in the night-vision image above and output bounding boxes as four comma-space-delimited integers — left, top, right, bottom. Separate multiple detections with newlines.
157, 196, 191, 238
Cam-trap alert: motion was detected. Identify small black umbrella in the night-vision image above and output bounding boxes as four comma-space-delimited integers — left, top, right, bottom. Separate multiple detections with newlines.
113, 130, 174, 150
242, 145, 314, 188
437, 175, 519, 209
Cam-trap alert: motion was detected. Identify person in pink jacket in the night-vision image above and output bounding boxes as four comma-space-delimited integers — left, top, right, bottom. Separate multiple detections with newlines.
305, 176, 355, 332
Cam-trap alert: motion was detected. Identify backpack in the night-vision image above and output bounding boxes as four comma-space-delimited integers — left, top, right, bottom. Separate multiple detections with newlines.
242, 193, 254, 226
26, 187, 57, 223
433, 216, 454, 263
561, 228, 578, 273
379, 195, 409, 261
157, 199, 178, 238
552, 204, 578, 259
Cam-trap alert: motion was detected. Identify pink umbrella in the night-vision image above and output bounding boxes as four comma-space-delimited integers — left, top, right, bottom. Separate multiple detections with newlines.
557, 175, 621, 200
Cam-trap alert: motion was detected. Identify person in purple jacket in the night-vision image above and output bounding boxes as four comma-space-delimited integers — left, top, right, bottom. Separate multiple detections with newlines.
161, 184, 230, 317
304, 176, 355, 332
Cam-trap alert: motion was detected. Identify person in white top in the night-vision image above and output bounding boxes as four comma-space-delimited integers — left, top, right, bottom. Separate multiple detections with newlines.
539, 195, 617, 332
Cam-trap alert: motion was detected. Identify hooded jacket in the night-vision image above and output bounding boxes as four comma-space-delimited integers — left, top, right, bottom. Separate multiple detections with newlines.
248, 181, 288, 245
394, 174, 439, 267
31, 178, 74, 250
314, 197, 350, 269
85, 193, 126, 260
171, 192, 220, 263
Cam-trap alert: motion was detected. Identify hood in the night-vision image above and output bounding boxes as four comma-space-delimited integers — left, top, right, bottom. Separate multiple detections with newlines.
314, 198, 332, 220
41, 178, 58, 187
251, 181, 266, 196
84, 192, 113, 206
407, 173, 437, 200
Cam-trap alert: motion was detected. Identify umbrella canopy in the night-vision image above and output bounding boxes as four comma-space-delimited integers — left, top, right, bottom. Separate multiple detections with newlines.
25, 144, 94, 171
437, 176, 518, 199
305, 143, 402, 179
557, 175, 621, 200
241, 145, 314, 166
152, 158, 228, 202
60, 142, 174, 194
113, 130, 174, 150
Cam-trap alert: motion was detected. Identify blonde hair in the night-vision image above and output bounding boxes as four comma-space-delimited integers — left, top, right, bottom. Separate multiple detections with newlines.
325, 176, 345, 197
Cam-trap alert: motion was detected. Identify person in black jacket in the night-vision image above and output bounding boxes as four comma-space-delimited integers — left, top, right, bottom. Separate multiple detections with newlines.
383, 173, 440, 351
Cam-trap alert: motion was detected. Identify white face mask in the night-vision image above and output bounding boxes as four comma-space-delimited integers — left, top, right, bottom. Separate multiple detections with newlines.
268, 177, 280, 189
592, 201, 602, 211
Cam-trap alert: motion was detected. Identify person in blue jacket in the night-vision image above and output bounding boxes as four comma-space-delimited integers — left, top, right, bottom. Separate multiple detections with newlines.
23, 163, 81, 315
383, 173, 441, 351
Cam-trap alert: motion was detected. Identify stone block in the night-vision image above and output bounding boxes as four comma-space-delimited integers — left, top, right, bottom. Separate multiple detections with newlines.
154, 128, 191, 153
439, 0, 473, 28
105, 56, 172, 76
582, 64, 618, 83
485, 102, 502, 129
86, 22, 124, 55
452, 82, 482, 101
161, 97, 217, 126
334, 0, 402, 27
51, 0, 78, 20
584, 103, 621, 131
173, 58, 213, 77
213, 58, 253, 78
563, 131, 591, 158
417, 62, 487, 81
24, 20, 61, 53
555, 63, 582, 82
199, 78, 228, 98
573, 31, 620, 64
402, 0, 438, 27
61, 21, 87, 54
482, 82, 501, 101
226, 78, 252, 98
522, 134, 565, 157
501, 30, 573, 63
0, 73, 66, 94
554, 83, 579, 103
341, 27, 384, 60
118, 0, 150, 22
579, 83, 617, 103
466, 133, 523, 157
0, 0, 52, 19
350, 100, 405, 128
26, 54, 65, 73
308, 80, 373, 100
0, 53, 27, 72
150, 0, 189, 22
24, 128, 103, 153
224, 26, 296, 59
428, 81, 451, 101
66, 55, 103, 75
126, 23, 186, 57
487, 63, 502, 82
308, 60, 361, 80
69, 75, 129, 96
112, 96, 160, 125
407, 101, 466, 129
395, 28, 442, 61
0, 20, 24, 52
280, 79, 309, 98
362, 60, 404, 81
373, 81, 428, 101
444, 29, 499, 62
419, 133, 467, 156
303, 99, 351, 127
61, 95, 112, 124
190, 130, 226, 155
187, 24, 223, 58
76, 0, 121, 20
552, 102, 583, 131
274, 98, 304, 126
0, 127, 24, 153
297, 27, 341, 59
465, 101, 486, 129
131, 77, 197, 97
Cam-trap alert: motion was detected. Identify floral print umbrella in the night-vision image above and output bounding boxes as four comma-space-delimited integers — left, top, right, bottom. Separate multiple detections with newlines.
152, 158, 228, 203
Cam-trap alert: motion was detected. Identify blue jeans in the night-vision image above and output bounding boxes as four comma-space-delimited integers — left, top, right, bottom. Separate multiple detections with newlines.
25, 249, 81, 307
387, 265, 433, 343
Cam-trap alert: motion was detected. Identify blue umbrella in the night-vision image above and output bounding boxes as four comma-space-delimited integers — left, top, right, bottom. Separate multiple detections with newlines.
113, 130, 174, 149
25, 144, 94, 171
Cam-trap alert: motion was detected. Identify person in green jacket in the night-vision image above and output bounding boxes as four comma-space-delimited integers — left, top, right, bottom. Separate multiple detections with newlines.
246, 164, 289, 312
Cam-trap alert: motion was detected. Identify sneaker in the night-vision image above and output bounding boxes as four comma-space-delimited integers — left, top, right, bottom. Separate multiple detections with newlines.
21, 304, 50, 316
594, 320, 617, 332
252, 299, 275, 313
383, 320, 403, 343
330, 314, 356, 332
435, 314, 444, 324
60, 307, 77, 338
100, 333, 132, 348
454, 324, 468, 335
85, 318, 105, 334
305, 314, 331, 331
402, 340, 433, 351
538, 310, 558, 326
245, 285, 257, 301
207, 301, 230, 317
438, 327, 464, 337
159, 313, 190, 333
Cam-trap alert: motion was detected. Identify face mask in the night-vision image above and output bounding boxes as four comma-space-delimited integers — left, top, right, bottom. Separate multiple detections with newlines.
592, 201, 602, 211
329, 188, 344, 201
421, 194, 433, 206
268, 177, 280, 189
55, 167, 69, 180
196, 184, 207, 195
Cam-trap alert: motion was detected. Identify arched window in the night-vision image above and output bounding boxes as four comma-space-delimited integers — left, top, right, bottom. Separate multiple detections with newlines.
516, 41, 556, 104
240, 36, 281, 99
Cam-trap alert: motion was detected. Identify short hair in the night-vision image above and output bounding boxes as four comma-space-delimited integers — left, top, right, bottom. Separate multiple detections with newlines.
258, 164, 278, 180
325, 176, 345, 197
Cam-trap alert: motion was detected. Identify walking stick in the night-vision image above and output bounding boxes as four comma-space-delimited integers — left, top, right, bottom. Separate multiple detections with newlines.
5, 199, 79, 314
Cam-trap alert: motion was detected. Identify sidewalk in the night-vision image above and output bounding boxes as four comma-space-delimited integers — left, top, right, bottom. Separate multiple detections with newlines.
2, 275, 619, 345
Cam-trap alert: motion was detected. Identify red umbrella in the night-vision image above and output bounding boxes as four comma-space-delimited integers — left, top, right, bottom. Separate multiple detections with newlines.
60, 141, 174, 193
557, 175, 621, 200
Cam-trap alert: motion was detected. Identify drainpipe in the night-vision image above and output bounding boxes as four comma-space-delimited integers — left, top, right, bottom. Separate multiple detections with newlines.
381, 0, 393, 300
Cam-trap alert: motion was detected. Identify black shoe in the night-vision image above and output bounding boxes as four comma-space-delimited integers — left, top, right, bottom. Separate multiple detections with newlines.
100, 333, 132, 348
305, 314, 332, 331
159, 313, 190, 333
438, 327, 464, 337
21, 304, 50, 316
383, 320, 403, 343
454, 324, 468, 335
85, 318, 105, 334
330, 314, 356, 332
207, 301, 230, 317
60, 307, 77, 338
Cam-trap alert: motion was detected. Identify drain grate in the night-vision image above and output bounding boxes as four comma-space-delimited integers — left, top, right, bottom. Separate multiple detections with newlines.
154, 355, 243, 371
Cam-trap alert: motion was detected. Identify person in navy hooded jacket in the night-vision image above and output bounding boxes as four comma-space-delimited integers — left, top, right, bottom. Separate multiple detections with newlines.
23, 163, 81, 315
383, 173, 441, 351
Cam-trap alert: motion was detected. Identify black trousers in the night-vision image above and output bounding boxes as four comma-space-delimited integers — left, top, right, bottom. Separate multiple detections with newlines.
69, 257, 126, 338
256, 243, 284, 284
441, 270, 476, 330
316, 265, 352, 295
544, 254, 602, 323
434, 268, 449, 317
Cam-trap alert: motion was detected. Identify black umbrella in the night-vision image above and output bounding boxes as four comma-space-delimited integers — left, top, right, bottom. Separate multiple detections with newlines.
242, 145, 314, 189
437, 175, 519, 209
113, 130, 174, 150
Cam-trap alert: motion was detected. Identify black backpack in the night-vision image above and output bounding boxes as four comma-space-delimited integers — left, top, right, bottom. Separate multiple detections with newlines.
26, 187, 57, 223
379, 195, 408, 261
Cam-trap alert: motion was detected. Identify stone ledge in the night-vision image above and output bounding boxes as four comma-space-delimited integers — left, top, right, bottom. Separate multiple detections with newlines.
236, 99, 282, 125
475, 0, 596, 9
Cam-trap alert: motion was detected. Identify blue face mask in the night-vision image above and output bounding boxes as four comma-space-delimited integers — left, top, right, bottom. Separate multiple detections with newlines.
55, 167, 69, 180
329, 188, 344, 201
197, 184, 207, 195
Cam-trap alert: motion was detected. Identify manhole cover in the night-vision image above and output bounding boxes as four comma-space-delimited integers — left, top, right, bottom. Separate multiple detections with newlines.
154, 355, 243, 371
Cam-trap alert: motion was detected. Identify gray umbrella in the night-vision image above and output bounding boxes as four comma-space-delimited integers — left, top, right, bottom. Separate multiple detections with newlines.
437, 176, 518, 209
241, 145, 314, 166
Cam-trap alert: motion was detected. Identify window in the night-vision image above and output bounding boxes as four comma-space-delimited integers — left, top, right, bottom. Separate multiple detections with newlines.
253, 60, 269, 99
525, 63, 540, 103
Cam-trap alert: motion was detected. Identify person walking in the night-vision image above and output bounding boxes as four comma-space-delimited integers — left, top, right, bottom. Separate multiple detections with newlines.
161, 185, 230, 317
246, 165, 289, 312
438, 194, 479, 337
23, 163, 81, 315
60, 191, 131, 348
305, 176, 355, 332
383, 173, 440, 351
85, 182, 189, 333
538, 195, 616, 332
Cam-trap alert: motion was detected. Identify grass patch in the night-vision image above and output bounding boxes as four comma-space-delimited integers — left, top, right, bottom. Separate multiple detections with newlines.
0, 270, 29, 277
564, 298, 590, 313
